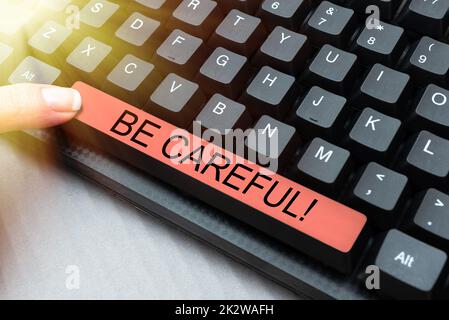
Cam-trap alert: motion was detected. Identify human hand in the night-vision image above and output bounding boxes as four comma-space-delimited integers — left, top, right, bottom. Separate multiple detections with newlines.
0, 83, 82, 134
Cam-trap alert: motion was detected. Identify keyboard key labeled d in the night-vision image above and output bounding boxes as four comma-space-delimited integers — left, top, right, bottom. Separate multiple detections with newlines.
8, 56, 61, 85
115, 12, 161, 47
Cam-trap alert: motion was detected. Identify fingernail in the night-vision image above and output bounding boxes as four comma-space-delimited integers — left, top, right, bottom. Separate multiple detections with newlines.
42, 87, 82, 112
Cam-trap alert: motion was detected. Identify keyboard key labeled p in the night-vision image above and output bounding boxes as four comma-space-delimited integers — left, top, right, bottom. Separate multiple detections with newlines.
8, 57, 61, 85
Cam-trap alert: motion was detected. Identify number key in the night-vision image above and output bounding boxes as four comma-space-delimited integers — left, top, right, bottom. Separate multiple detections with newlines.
257, 0, 310, 30
405, 36, 449, 86
302, 1, 356, 48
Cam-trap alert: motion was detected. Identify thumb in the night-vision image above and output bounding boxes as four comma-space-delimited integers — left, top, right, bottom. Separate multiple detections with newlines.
0, 83, 82, 134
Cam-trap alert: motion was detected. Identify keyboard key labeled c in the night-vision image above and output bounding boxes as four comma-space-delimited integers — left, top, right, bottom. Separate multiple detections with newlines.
80, 0, 120, 28
65, 81, 368, 273
372, 229, 447, 299
8, 56, 61, 85
66, 37, 112, 73
105, 54, 159, 107
28, 20, 72, 54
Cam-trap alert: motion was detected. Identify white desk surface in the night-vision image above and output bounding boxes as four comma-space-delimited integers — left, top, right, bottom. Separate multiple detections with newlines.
0, 137, 297, 299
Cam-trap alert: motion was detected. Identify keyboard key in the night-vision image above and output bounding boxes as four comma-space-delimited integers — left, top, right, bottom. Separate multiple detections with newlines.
294, 138, 351, 196
65, 81, 368, 273
8, 56, 61, 85
409, 84, 449, 136
398, 0, 449, 38
240, 66, 296, 119
147, 73, 205, 127
0, 42, 13, 65
354, 20, 405, 66
350, 162, 408, 228
409, 188, 449, 249
306, 44, 358, 94
372, 229, 446, 299
154, 29, 204, 76
348, 108, 402, 163
253, 26, 311, 75
209, 9, 266, 55
80, 0, 120, 28
28, 20, 72, 54
401, 131, 449, 188
135, 0, 166, 9
169, 0, 222, 37
105, 54, 158, 107
194, 94, 252, 140
289, 86, 347, 141
405, 36, 449, 86
66, 37, 112, 73
302, 1, 356, 48
356, 64, 411, 116
257, 0, 311, 30
245, 115, 299, 169
197, 47, 249, 98
115, 12, 161, 47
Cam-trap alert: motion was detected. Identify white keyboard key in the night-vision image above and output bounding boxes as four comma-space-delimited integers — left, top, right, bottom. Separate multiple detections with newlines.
28, 21, 72, 54
0, 42, 13, 64
107, 54, 154, 91
0, 1, 36, 35
66, 37, 112, 72
8, 56, 61, 84
115, 12, 160, 46
80, 0, 120, 28
135, 0, 166, 9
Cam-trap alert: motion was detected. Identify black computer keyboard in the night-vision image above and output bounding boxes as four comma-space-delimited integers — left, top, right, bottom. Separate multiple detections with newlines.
1, 0, 449, 300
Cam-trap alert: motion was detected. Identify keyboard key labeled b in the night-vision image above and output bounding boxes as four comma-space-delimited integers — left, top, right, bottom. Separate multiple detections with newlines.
8, 56, 61, 85
147, 73, 205, 127
80, 0, 119, 28
28, 20, 72, 54
240, 66, 296, 119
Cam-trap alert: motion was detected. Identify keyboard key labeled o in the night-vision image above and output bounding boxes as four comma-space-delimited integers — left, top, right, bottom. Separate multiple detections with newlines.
8, 57, 61, 84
